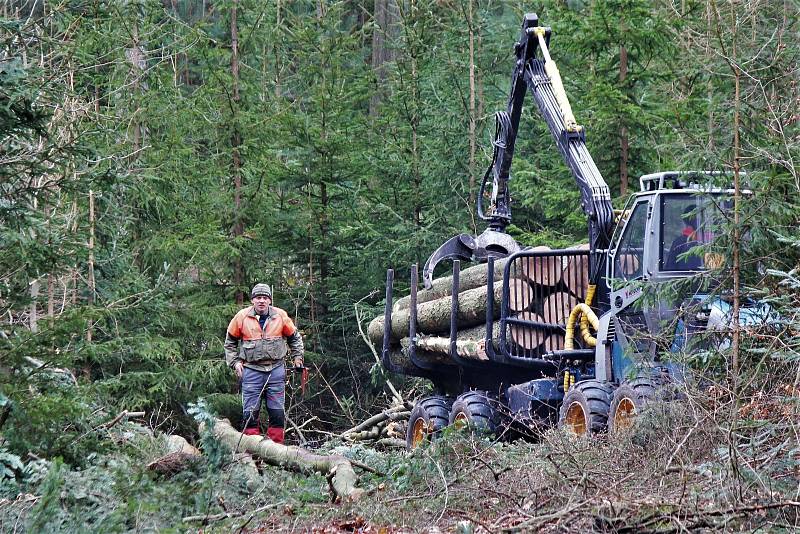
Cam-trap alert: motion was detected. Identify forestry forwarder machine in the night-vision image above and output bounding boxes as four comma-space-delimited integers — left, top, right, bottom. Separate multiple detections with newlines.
377, 13, 771, 449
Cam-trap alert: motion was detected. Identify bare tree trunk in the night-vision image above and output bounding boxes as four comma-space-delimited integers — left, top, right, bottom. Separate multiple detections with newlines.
126, 14, 145, 157
468, 0, 476, 204
87, 190, 96, 342
706, 2, 715, 152
370, 0, 387, 116
47, 274, 54, 319
29, 279, 39, 333
230, 1, 245, 304
730, 40, 741, 381
618, 44, 629, 197
370, 0, 398, 115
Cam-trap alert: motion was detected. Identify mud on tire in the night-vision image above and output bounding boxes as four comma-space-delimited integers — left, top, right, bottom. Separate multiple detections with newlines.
558, 379, 613, 435
449, 390, 501, 436
406, 395, 452, 449
608, 374, 682, 434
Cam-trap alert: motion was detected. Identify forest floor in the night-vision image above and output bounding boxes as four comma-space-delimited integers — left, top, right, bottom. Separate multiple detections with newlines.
2, 387, 797, 533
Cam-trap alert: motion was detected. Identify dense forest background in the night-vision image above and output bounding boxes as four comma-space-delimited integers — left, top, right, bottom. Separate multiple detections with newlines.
1, 0, 799, 530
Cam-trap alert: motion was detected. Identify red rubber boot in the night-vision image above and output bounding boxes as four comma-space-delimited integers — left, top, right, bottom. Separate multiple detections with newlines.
243, 427, 262, 437
266, 427, 284, 444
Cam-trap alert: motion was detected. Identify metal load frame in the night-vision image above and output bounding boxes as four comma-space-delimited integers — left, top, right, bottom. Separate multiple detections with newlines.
381, 247, 596, 379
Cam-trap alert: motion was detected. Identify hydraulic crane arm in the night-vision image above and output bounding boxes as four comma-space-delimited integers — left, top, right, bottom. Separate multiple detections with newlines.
423, 13, 614, 296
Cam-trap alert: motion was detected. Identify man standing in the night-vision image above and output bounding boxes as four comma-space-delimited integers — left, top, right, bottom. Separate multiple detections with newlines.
224, 283, 304, 443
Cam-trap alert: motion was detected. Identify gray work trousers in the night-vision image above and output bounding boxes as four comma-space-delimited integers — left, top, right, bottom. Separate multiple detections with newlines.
241, 364, 285, 429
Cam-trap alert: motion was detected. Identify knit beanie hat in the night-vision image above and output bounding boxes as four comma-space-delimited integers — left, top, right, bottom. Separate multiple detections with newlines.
251, 283, 272, 299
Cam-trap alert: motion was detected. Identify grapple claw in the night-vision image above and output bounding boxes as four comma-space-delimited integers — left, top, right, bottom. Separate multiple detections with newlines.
422, 229, 520, 289
422, 234, 475, 289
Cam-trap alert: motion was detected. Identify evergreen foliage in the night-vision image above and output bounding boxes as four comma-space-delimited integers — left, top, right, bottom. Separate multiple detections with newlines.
0, 0, 798, 530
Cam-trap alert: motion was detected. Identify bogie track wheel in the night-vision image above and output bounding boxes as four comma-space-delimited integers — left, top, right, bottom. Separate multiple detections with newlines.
558, 380, 613, 436
449, 390, 500, 436
608, 377, 657, 434
406, 395, 452, 449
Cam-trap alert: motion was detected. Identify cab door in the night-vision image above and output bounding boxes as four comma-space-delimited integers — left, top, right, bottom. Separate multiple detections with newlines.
607, 197, 654, 364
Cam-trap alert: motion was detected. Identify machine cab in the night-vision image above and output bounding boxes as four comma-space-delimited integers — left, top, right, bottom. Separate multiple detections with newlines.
608, 172, 735, 296
604, 172, 737, 360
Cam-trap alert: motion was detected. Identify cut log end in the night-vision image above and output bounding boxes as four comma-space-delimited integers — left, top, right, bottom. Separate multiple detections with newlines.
509, 312, 547, 350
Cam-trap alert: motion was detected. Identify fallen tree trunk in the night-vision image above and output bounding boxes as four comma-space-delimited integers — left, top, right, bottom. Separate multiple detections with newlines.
147, 434, 203, 477
393, 257, 511, 312
203, 418, 364, 502
369, 280, 532, 345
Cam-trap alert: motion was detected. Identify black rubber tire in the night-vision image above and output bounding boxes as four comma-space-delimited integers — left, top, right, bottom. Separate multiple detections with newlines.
406, 395, 452, 449
608, 376, 658, 434
558, 380, 613, 435
448, 390, 500, 436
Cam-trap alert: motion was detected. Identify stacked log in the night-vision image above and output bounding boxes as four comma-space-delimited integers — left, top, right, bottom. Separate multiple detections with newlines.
368, 279, 532, 346
542, 292, 578, 325
561, 243, 590, 297
381, 345, 456, 375
369, 243, 592, 365
393, 258, 511, 312
513, 245, 561, 287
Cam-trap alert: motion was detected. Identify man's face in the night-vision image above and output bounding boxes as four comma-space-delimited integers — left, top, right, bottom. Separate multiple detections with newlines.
252, 295, 271, 314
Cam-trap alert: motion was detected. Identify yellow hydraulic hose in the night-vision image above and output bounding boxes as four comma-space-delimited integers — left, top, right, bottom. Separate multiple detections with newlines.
579, 284, 597, 345
533, 28, 581, 133
564, 284, 599, 350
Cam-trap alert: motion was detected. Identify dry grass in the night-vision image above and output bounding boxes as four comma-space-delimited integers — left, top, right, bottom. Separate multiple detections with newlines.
271, 380, 799, 533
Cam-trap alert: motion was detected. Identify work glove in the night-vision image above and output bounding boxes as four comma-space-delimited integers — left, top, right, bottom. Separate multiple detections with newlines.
293, 356, 304, 369
233, 361, 244, 379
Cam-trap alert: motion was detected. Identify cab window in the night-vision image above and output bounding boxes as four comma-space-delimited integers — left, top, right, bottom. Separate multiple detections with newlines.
613, 201, 648, 281
660, 194, 729, 271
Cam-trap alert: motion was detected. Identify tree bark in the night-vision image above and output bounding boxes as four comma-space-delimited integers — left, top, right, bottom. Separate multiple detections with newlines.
29, 279, 39, 333
204, 418, 364, 502
370, 0, 397, 115
393, 257, 511, 312
370, 280, 531, 344
230, 1, 245, 305
619, 44, 629, 197
87, 190, 95, 342
387, 343, 455, 368
414, 334, 488, 361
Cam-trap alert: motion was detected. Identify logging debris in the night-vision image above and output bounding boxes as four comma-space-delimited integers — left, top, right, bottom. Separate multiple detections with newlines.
202, 418, 364, 502
341, 403, 411, 449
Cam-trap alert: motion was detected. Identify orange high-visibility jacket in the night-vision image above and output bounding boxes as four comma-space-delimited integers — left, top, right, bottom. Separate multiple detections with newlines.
227, 305, 297, 340
225, 306, 301, 370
